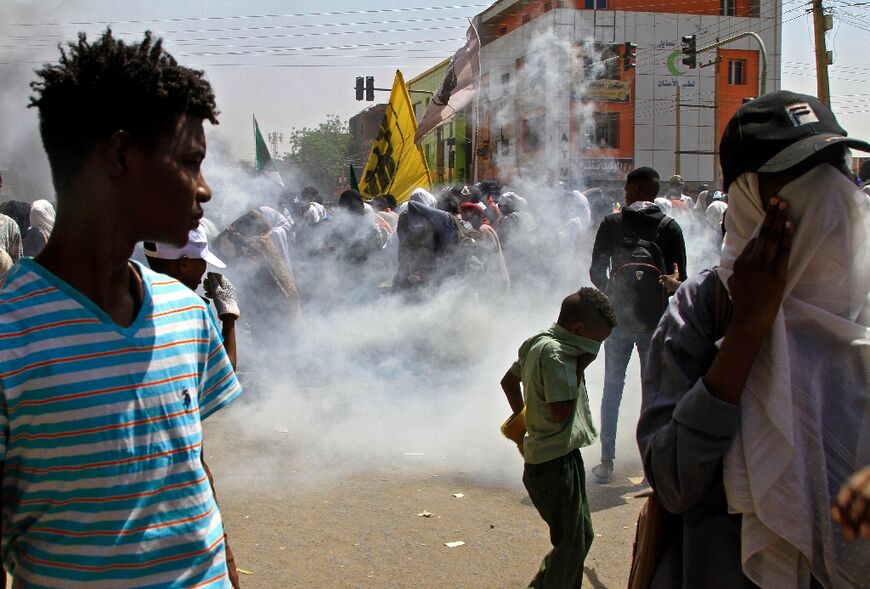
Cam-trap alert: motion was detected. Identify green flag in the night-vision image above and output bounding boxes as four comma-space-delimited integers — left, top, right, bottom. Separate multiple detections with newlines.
349, 163, 359, 192
253, 114, 284, 187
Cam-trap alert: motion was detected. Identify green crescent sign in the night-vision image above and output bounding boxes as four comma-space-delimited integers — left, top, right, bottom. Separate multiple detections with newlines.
667, 50, 688, 77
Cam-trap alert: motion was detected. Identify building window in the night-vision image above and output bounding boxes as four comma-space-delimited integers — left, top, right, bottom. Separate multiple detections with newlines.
720, 0, 736, 15
522, 14, 531, 24
584, 51, 620, 80
747, 0, 761, 16
501, 72, 511, 86
500, 138, 510, 157
522, 117, 544, 153
728, 59, 746, 85
583, 112, 620, 150
585, 0, 607, 8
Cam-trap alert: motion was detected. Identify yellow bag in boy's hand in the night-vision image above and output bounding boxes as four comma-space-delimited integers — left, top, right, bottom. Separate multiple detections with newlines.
500, 407, 526, 445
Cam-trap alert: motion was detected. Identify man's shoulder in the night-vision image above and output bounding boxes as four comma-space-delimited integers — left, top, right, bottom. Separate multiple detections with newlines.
667, 268, 722, 325
517, 329, 553, 358
138, 263, 209, 315
654, 213, 684, 242
0, 262, 53, 317
594, 212, 621, 235
522, 331, 564, 363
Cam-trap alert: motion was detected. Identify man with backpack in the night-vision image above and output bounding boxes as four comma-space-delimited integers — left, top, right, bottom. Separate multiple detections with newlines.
588, 166, 687, 483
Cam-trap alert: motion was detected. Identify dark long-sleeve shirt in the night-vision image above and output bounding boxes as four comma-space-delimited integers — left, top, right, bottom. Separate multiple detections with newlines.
589, 204, 687, 293
636, 269, 759, 588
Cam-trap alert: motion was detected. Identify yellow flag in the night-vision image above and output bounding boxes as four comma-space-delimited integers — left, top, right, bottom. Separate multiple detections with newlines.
359, 70, 431, 204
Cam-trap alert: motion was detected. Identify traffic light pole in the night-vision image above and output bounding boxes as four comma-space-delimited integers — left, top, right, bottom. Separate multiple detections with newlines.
693, 31, 768, 95
355, 76, 435, 101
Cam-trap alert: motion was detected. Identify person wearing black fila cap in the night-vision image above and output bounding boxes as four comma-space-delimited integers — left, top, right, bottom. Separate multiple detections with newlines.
637, 91, 870, 588
719, 90, 870, 192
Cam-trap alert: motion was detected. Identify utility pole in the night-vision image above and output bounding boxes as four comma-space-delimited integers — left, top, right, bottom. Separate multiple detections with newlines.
812, 0, 831, 106
674, 85, 681, 176
267, 131, 283, 159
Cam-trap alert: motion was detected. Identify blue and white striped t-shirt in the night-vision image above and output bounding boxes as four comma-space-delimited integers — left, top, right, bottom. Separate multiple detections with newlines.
0, 259, 242, 588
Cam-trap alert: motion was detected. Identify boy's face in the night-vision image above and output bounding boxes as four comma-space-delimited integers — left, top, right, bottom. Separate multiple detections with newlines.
128, 113, 211, 247
178, 257, 208, 292
568, 320, 613, 343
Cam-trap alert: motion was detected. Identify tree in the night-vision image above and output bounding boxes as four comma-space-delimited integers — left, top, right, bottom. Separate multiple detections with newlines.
284, 115, 352, 193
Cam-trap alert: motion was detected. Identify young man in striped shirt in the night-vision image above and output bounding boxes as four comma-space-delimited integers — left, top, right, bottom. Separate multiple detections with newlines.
0, 30, 242, 587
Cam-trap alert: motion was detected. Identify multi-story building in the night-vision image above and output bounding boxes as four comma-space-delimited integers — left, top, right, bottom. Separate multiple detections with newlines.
407, 61, 474, 185
348, 103, 388, 170
473, 0, 782, 192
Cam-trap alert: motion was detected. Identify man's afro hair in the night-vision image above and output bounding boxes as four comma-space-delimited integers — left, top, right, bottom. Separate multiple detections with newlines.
29, 29, 218, 188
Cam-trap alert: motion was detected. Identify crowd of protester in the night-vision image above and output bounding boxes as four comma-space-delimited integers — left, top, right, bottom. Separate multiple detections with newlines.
0, 28, 867, 589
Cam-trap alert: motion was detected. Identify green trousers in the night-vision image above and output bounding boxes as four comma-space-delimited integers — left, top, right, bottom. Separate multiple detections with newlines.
522, 449, 594, 588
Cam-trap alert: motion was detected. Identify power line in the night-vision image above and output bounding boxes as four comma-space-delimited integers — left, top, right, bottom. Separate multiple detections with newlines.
0, 37, 467, 66
0, 21, 471, 49
3, 15, 472, 42
0, 4, 489, 28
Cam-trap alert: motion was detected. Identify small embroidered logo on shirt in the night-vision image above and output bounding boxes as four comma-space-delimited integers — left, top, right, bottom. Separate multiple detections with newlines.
182, 389, 191, 409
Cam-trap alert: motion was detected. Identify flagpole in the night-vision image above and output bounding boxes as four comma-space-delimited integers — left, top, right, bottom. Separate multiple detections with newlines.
469, 16, 482, 184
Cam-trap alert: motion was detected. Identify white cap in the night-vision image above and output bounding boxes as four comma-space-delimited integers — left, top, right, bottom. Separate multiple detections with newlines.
143, 222, 226, 269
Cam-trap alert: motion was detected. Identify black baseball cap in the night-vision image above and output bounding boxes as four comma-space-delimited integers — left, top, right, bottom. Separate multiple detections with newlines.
719, 90, 870, 191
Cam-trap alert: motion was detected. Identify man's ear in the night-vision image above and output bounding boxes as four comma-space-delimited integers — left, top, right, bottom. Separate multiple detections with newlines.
567, 320, 585, 335
105, 130, 133, 181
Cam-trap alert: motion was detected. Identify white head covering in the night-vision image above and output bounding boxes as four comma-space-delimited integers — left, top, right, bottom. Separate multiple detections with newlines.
409, 187, 437, 208
29, 199, 55, 238
259, 206, 294, 272
705, 200, 728, 230
260, 206, 293, 230
653, 197, 672, 215
0, 246, 11, 279
716, 165, 870, 588
303, 202, 325, 225
571, 190, 592, 228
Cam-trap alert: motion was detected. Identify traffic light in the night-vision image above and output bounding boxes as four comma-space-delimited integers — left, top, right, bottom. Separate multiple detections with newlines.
681, 35, 697, 69
623, 41, 637, 70
355, 77, 364, 101
365, 76, 375, 101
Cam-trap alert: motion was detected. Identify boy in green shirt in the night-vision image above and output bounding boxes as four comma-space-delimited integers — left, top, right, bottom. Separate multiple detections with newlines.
501, 287, 617, 588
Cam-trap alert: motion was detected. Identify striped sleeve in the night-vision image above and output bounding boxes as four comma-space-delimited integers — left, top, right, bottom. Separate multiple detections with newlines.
198, 312, 241, 420
0, 382, 6, 461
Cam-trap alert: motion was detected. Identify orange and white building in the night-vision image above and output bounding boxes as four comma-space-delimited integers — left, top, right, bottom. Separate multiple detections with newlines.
473, 0, 782, 190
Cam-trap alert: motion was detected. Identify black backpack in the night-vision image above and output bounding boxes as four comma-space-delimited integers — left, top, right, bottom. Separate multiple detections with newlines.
607, 216, 670, 330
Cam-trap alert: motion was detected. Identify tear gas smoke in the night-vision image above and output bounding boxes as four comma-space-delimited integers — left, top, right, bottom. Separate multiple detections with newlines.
206, 202, 721, 493
3, 7, 725, 493
0, 3, 57, 202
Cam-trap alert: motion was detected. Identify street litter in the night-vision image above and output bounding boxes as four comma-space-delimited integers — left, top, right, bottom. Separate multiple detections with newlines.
445, 541, 465, 548
236, 568, 254, 576
272, 424, 289, 434
452, 493, 464, 498
403, 452, 424, 456
417, 511, 433, 517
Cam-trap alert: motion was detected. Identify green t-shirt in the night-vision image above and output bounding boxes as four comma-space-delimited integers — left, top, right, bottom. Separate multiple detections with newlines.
510, 324, 598, 464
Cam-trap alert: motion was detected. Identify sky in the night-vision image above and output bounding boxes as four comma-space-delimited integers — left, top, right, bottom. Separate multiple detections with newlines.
2, 0, 869, 192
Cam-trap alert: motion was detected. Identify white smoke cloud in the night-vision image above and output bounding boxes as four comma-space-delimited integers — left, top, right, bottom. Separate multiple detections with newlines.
0, 2, 61, 201
3, 4, 723, 494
